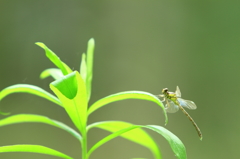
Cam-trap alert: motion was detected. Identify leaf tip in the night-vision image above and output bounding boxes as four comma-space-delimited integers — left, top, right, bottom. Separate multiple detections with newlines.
39, 72, 46, 79
82, 52, 86, 58
0, 110, 10, 116
35, 42, 45, 49
88, 38, 95, 46
165, 118, 168, 125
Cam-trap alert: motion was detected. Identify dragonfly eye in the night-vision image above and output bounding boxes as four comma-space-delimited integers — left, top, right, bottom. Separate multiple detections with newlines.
162, 88, 168, 93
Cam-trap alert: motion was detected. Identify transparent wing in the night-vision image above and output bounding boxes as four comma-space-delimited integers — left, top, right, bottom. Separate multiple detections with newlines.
175, 86, 181, 97
177, 98, 197, 110
165, 99, 179, 113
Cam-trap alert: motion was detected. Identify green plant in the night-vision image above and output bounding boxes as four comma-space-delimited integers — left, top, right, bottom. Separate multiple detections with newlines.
0, 39, 187, 159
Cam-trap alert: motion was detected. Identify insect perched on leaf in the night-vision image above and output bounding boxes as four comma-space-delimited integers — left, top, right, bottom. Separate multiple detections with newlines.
158, 86, 202, 140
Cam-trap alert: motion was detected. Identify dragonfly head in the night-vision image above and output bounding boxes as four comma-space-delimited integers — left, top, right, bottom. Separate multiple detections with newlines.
162, 88, 168, 94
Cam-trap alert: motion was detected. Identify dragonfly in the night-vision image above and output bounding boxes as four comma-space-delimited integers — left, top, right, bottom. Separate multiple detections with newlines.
158, 86, 202, 140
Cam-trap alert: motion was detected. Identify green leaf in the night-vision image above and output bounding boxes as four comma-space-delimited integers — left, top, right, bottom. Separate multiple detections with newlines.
0, 84, 62, 107
86, 38, 95, 101
88, 91, 168, 124
88, 122, 186, 159
40, 68, 64, 80
50, 71, 88, 133
35, 42, 72, 75
0, 114, 81, 142
80, 53, 87, 84
0, 145, 73, 159
142, 125, 187, 159
87, 121, 161, 159
0, 111, 10, 115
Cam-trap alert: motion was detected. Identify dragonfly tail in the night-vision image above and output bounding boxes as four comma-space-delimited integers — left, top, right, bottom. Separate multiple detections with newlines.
178, 104, 203, 140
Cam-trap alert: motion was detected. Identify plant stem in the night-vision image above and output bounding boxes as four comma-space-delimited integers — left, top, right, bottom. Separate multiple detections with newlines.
81, 128, 88, 159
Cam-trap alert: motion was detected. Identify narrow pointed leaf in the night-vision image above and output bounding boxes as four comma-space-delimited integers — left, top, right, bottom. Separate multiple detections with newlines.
50, 71, 88, 133
0, 145, 73, 159
86, 38, 95, 100
88, 123, 186, 159
40, 68, 64, 80
35, 42, 72, 75
88, 91, 168, 124
87, 121, 161, 159
80, 53, 87, 83
0, 84, 62, 106
0, 111, 10, 115
142, 125, 187, 159
0, 114, 81, 142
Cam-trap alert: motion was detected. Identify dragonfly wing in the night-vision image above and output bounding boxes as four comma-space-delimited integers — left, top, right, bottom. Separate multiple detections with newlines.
175, 86, 181, 97
177, 98, 197, 110
165, 99, 179, 113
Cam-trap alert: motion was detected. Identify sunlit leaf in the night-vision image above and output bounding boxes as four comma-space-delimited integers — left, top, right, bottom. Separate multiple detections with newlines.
80, 53, 87, 84
50, 71, 88, 133
143, 125, 186, 159
40, 68, 64, 80
87, 121, 161, 159
88, 122, 186, 159
86, 38, 95, 101
88, 91, 168, 124
35, 42, 72, 75
0, 114, 81, 142
0, 84, 62, 106
0, 145, 73, 159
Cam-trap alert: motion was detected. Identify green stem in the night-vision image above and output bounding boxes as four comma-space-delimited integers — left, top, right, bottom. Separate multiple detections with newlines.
81, 128, 88, 159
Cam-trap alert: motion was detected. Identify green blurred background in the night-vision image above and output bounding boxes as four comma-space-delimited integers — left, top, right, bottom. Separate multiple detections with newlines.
1, 1, 240, 159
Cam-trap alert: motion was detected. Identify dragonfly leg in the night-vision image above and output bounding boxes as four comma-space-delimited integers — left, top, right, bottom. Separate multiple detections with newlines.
161, 97, 165, 102
156, 94, 165, 102
158, 94, 164, 97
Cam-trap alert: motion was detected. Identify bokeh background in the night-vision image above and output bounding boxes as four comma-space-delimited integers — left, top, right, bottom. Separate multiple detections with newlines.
1, 1, 240, 159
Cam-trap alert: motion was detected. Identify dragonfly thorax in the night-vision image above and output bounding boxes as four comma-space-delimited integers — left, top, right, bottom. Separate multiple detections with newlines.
162, 88, 177, 101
